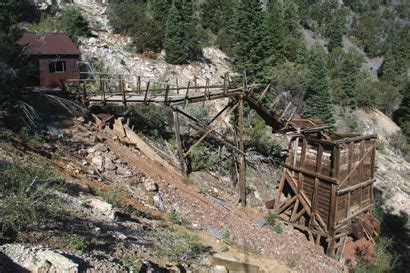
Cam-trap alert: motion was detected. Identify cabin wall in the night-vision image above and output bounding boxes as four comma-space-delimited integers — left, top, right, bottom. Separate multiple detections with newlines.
39, 56, 80, 87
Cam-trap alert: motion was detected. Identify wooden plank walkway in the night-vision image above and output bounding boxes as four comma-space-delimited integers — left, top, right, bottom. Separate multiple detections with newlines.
87, 88, 244, 106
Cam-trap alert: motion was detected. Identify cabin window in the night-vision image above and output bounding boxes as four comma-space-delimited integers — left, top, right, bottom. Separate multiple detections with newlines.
49, 61, 66, 73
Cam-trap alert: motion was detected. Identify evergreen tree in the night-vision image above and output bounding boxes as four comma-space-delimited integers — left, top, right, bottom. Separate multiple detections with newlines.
264, 2, 287, 66
283, 2, 301, 38
0, 0, 38, 34
180, 0, 202, 60
149, 0, 172, 25
164, 4, 188, 64
328, 12, 345, 51
233, 0, 266, 77
303, 44, 335, 125
393, 83, 410, 138
378, 48, 396, 83
200, 0, 235, 34
339, 53, 359, 108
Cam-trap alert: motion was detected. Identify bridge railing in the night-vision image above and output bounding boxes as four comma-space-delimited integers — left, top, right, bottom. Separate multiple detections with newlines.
64, 72, 232, 101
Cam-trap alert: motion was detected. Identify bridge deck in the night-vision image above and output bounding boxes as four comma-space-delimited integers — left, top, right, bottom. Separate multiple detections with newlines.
87, 88, 243, 106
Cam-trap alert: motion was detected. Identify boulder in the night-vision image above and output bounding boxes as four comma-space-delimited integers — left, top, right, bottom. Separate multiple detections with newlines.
153, 195, 165, 211
87, 197, 116, 220
0, 244, 79, 273
91, 155, 104, 169
104, 158, 117, 171
143, 179, 158, 192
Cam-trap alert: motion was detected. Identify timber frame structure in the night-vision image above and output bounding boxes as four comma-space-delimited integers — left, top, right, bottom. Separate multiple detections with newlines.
266, 132, 378, 257
64, 73, 378, 257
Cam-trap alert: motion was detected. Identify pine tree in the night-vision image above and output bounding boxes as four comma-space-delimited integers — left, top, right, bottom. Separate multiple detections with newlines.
164, 4, 188, 64
339, 53, 359, 108
180, 0, 202, 60
264, 2, 287, 67
303, 44, 335, 125
233, 0, 266, 77
149, 0, 172, 25
328, 12, 345, 51
378, 48, 396, 83
393, 83, 410, 137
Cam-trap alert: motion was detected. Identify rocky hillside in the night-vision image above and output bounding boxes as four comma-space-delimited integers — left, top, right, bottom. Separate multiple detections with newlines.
0, 111, 343, 272
75, 1, 232, 86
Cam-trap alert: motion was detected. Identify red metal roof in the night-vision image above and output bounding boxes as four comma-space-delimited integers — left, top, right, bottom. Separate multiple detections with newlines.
17, 32, 81, 55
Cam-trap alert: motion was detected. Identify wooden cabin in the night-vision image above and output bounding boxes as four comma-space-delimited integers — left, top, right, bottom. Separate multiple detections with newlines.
17, 32, 80, 88
267, 132, 378, 257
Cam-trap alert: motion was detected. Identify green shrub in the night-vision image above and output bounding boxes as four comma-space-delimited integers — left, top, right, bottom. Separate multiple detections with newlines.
107, 0, 146, 34
100, 185, 123, 207
129, 19, 164, 53
121, 254, 142, 272
265, 211, 277, 226
59, 6, 90, 43
274, 223, 283, 234
389, 132, 408, 156
0, 129, 12, 140
265, 211, 283, 234
68, 234, 88, 251
189, 143, 219, 172
353, 236, 393, 273
167, 208, 180, 224
0, 162, 62, 241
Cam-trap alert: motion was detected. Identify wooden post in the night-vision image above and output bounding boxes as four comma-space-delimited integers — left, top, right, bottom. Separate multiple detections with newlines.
184, 81, 190, 108
82, 81, 87, 101
223, 73, 228, 96
173, 109, 187, 176
164, 84, 170, 105
137, 76, 141, 93
144, 81, 150, 105
176, 77, 179, 94
238, 95, 246, 206
120, 75, 126, 106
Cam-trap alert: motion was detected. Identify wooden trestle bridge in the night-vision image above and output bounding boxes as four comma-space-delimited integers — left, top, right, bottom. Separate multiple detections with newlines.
65, 73, 379, 259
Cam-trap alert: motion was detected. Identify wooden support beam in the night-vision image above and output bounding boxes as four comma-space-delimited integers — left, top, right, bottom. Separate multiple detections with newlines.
184, 81, 191, 108
82, 81, 87, 101
282, 163, 338, 184
335, 204, 373, 229
337, 179, 375, 195
290, 199, 300, 222
208, 104, 231, 126
184, 102, 240, 157
164, 84, 170, 105
180, 115, 245, 156
338, 144, 376, 190
256, 84, 271, 103
144, 82, 150, 105
176, 77, 179, 94
173, 109, 186, 176
309, 178, 320, 228
120, 75, 126, 106
274, 174, 286, 209
238, 96, 246, 206
276, 196, 297, 215
223, 72, 228, 96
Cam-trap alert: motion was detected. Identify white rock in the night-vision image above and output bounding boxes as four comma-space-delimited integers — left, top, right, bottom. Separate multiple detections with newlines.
87, 197, 116, 220
91, 155, 104, 169
144, 179, 158, 192
104, 158, 117, 171
153, 195, 165, 211
0, 244, 78, 273
212, 265, 228, 273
